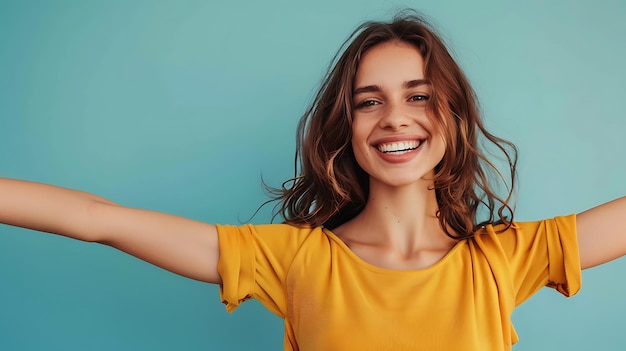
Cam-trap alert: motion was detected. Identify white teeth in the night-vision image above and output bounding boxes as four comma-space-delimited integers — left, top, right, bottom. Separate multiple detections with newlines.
377, 140, 421, 153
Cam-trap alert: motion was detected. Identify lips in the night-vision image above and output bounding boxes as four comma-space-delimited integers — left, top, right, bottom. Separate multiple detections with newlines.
376, 139, 422, 154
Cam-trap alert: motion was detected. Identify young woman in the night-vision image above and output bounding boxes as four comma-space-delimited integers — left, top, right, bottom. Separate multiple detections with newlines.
1, 13, 625, 351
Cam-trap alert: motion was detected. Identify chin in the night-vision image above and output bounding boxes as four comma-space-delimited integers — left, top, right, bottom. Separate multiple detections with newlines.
372, 174, 435, 189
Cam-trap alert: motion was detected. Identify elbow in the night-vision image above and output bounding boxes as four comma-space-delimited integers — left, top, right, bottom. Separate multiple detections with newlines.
82, 200, 119, 243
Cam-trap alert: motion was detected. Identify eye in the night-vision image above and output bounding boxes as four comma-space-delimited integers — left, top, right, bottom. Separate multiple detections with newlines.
409, 95, 429, 102
355, 99, 380, 109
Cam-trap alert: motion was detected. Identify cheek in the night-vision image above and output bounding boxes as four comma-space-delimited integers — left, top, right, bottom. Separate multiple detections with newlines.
432, 114, 457, 156
350, 121, 362, 148
350, 123, 371, 165
438, 139, 447, 161
350, 136, 367, 164
432, 134, 448, 167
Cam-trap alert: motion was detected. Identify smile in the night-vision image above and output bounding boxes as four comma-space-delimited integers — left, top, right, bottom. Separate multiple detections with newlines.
376, 140, 422, 154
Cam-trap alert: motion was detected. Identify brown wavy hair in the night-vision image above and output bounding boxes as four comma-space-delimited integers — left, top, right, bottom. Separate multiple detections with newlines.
269, 11, 517, 239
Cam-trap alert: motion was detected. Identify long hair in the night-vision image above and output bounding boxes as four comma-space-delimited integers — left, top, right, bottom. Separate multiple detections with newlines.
268, 11, 517, 239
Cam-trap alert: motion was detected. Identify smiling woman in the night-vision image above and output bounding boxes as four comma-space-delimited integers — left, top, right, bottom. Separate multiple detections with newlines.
351, 42, 445, 189
0, 2, 625, 351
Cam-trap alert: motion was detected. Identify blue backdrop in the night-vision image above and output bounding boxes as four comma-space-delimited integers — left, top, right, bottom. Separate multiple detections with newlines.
1, 0, 625, 350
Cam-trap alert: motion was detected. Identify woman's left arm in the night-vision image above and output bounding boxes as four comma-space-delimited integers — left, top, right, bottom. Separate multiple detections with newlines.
577, 196, 626, 269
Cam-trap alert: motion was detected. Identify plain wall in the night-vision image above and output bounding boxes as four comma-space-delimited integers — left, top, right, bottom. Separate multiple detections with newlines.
1, 0, 625, 350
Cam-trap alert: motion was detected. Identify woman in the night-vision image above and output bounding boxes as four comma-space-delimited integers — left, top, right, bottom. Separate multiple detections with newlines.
1, 12, 625, 351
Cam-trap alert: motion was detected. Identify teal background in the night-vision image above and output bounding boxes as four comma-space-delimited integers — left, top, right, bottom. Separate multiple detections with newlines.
0, 0, 625, 350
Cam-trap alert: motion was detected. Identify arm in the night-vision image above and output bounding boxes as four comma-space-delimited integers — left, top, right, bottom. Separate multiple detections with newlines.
577, 196, 626, 269
0, 178, 221, 283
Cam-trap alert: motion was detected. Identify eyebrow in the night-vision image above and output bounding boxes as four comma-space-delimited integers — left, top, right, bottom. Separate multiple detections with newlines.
353, 79, 431, 96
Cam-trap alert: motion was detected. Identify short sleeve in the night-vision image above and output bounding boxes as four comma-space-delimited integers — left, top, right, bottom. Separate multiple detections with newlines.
482, 214, 582, 305
215, 224, 310, 317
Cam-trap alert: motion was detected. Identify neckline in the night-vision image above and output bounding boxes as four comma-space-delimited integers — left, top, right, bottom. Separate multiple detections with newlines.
321, 227, 467, 275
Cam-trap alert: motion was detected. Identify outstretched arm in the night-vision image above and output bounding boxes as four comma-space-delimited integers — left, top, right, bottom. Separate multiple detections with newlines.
0, 178, 221, 283
577, 196, 626, 269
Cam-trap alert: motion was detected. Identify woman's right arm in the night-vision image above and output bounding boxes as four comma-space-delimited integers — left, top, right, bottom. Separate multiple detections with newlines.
0, 178, 221, 284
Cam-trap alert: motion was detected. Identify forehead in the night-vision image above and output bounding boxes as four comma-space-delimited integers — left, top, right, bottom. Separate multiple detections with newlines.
355, 41, 425, 86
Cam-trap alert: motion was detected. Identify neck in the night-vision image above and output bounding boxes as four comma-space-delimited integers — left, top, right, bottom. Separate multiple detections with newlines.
344, 178, 454, 252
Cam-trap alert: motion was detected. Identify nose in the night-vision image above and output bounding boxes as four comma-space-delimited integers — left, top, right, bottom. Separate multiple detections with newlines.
378, 103, 410, 130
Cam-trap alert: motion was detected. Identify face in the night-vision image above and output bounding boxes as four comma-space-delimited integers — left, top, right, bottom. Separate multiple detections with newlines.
351, 40, 446, 189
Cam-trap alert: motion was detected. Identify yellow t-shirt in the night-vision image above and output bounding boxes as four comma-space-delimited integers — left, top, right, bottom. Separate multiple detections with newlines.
216, 215, 580, 351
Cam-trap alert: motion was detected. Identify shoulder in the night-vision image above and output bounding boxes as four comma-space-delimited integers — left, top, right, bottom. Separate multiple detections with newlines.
217, 222, 322, 236
216, 222, 328, 248
472, 214, 578, 256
